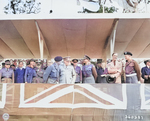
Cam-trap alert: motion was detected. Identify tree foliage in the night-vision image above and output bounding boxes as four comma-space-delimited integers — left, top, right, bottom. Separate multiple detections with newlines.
4, 0, 41, 14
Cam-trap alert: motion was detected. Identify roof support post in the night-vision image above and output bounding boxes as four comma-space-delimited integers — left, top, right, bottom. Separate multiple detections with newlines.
105, 19, 118, 59
35, 21, 50, 60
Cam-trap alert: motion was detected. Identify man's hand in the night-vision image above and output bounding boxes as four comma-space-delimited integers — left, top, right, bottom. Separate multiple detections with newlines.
101, 74, 106, 77
110, 75, 115, 78
25, 82, 27, 83
144, 75, 148, 79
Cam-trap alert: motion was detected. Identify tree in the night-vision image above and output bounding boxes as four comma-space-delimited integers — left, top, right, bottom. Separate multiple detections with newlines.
4, 0, 41, 14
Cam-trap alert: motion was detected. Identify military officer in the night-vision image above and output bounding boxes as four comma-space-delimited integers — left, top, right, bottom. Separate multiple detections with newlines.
82, 55, 97, 83
33, 61, 44, 83
24, 59, 37, 83
43, 56, 62, 84
72, 59, 82, 83
141, 60, 150, 83
107, 53, 122, 84
124, 51, 141, 83
59, 57, 76, 84
96, 61, 108, 83
15, 61, 25, 83
0, 60, 14, 83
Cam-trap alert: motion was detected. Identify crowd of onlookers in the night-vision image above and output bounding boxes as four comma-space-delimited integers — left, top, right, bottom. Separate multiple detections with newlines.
0, 51, 150, 84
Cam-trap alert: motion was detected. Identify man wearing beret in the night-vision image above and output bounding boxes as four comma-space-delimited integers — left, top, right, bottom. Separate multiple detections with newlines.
107, 53, 122, 84
141, 60, 150, 83
43, 56, 62, 84
59, 57, 76, 84
0, 60, 14, 83
124, 51, 141, 83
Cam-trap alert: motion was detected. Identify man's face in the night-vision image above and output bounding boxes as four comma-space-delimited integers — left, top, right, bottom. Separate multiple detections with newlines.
125, 55, 130, 60
148, 62, 150, 66
97, 63, 101, 67
11, 66, 15, 70
64, 60, 70, 66
112, 54, 118, 61
73, 62, 78, 66
19, 62, 23, 68
101, 62, 106, 68
83, 59, 88, 63
5, 64, 10, 69
48, 61, 53, 66
30, 61, 35, 66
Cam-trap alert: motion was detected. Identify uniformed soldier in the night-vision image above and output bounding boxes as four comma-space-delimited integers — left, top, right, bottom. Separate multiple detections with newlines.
15, 61, 25, 83
33, 61, 44, 83
59, 57, 76, 84
124, 51, 141, 83
141, 59, 150, 83
43, 56, 62, 84
107, 53, 122, 84
82, 55, 97, 83
96, 61, 108, 83
0, 60, 14, 83
24, 59, 37, 83
72, 59, 82, 83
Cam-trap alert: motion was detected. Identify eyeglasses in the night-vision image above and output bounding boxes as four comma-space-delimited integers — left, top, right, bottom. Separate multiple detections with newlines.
6, 64, 10, 65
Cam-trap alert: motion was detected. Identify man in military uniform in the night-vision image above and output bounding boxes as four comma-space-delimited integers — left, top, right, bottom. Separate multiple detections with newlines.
141, 59, 150, 83
0, 60, 14, 83
59, 57, 76, 84
72, 59, 82, 83
107, 53, 122, 84
43, 56, 62, 84
24, 59, 37, 83
33, 61, 44, 83
124, 51, 141, 83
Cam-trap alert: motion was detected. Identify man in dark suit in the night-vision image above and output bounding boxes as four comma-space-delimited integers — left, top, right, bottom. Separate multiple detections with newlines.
141, 60, 150, 83
15, 61, 25, 83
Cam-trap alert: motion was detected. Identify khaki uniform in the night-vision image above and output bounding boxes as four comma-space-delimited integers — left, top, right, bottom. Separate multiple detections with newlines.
59, 64, 76, 84
107, 61, 122, 84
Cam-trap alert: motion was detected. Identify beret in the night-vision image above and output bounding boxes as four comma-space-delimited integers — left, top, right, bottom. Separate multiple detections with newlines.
54, 56, 62, 62
124, 51, 132, 56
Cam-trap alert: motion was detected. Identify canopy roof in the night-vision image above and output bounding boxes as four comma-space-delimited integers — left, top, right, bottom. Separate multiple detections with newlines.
0, 19, 149, 59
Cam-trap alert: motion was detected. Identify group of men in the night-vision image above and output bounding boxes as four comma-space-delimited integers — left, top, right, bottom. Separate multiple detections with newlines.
0, 51, 150, 84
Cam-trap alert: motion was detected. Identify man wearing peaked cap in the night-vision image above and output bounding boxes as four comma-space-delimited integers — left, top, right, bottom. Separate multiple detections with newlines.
82, 55, 97, 83
59, 56, 76, 84
0, 60, 14, 83
83, 55, 91, 60
124, 51, 141, 83
141, 59, 150, 83
124, 51, 132, 56
43, 56, 62, 84
72, 59, 82, 83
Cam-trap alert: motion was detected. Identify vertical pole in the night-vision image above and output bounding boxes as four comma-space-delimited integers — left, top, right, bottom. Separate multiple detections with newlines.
35, 21, 44, 60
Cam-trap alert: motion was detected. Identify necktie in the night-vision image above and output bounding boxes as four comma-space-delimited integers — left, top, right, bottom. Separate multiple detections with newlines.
114, 61, 116, 66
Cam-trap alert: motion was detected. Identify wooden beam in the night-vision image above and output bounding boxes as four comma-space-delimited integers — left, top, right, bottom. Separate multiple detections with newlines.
105, 19, 119, 59
35, 21, 50, 60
